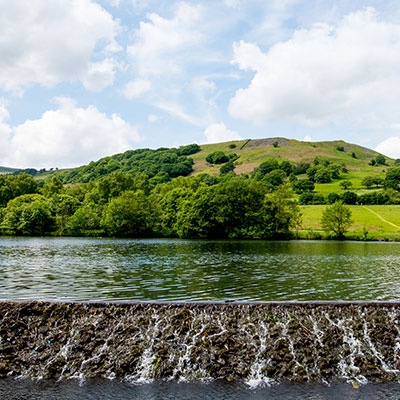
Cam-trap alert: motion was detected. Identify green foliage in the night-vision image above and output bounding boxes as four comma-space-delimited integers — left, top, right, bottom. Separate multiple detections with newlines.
385, 167, 400, 190
53, 147, 195, 183
375, 154, 386, 165
262, 169, 286, 188
219, 161, 235, 176
321, 201, 353, 239
279, 161, 293, 175
1, 194, 54, 235
41, 176, 63, 197
327, 192, 341, 204
206, 151, 229, 164
252, 159, 280, 179
265, 185, 302, 235
339, 180, 353, 191
101, 191, 158, 237
298, 192, 326, 205
358, 191, 390, 205
0, 173, 39, 207
49, 194, 80, 235
307, 165, 332, 183
272, 141, 279, 148
66, 202, 102, 236
177, 144, 200, 156
293, 162, 310, 175
336, 146, 345, 152
292, 179, 314, 194
228, 144, 237, 149
342, 191, 358, 205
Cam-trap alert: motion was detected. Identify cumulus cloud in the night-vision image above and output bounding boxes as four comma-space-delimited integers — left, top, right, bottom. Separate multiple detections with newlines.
123, 79, 151, 99
375, 137, 400, 159
127, 3, 202, 78
0, 0, 120, 92
203, 122, 242, 144
3, 98, 140, 169
229, 8, 400, 127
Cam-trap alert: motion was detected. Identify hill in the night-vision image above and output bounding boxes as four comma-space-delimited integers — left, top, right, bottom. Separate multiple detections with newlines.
3, 137, 394, 188
0, 166, 21, 175
190, 137, 389, 175
49, 137, 393, 188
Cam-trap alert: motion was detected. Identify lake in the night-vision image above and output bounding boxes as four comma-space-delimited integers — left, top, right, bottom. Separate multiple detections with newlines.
0, 237, 399, 301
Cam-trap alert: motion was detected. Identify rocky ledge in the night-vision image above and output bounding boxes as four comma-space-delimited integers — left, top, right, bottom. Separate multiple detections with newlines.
0, 301, 399, 383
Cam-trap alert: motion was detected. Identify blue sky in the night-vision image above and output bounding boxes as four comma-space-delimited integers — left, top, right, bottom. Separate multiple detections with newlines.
2, 0, 400, 168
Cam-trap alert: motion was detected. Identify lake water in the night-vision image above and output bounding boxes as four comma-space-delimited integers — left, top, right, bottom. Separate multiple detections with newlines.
2, 379, 400, 400
0, 237, 400, 301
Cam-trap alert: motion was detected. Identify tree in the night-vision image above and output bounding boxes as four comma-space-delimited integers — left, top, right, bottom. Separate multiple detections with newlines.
264, 185, 302, 236
41, 176, 63, 197
206, 151, 229, 164
1, 194, 54, 235
375, 154, 386, 165
339, 180, 353, 191
101, 190, 158, 237
321, 201, 353, 239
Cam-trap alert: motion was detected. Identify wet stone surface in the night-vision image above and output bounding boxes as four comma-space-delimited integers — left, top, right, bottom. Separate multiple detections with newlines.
0, 301, 400, 384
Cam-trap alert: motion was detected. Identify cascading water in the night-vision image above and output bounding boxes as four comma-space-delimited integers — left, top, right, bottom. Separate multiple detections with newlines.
1, 301, 400, 386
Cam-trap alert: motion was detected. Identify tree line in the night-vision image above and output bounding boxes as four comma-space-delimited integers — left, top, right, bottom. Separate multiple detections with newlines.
0, 172, 301, 239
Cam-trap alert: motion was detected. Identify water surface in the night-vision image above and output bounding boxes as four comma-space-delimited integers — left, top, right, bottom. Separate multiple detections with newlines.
0, 237, 399, 301
1, 379, 400, 400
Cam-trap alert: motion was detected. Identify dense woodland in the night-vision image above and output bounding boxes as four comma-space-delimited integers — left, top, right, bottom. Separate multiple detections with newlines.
0, 144, 400, 238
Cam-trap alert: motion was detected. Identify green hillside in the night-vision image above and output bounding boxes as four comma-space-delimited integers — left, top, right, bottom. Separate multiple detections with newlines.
0, 166, 21, 175
45, 137, 393, 186
191, 137, 391, 176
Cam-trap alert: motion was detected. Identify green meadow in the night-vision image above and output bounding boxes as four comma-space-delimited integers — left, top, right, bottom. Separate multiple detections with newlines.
300, 205, 400, 240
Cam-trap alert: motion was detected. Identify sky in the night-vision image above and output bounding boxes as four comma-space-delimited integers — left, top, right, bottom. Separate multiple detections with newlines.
2, 0, 400, 169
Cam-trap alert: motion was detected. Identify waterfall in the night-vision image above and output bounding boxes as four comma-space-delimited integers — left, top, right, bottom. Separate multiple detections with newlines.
1, 301, 400, 385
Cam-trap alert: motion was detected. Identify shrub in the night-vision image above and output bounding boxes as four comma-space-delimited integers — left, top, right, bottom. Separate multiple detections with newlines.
206, 151, 229, 164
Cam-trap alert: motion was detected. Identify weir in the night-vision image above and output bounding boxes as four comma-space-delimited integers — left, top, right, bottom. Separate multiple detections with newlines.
1, 301, 400, 385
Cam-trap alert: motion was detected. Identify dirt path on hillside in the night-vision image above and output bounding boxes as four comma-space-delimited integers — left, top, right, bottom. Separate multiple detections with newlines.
362, 206, 400, 230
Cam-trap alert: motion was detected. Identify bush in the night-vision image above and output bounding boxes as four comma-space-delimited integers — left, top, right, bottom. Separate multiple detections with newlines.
220, 161, 235, 175
177, 144, 200, 156
206, 151, 229, 164
342, 191, 358, 205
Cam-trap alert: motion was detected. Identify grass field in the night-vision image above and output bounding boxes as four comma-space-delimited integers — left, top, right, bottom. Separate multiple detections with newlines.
299, 205, 400, 240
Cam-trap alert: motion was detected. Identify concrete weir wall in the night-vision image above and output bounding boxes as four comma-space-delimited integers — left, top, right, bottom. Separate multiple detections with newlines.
1, 301, 400, 384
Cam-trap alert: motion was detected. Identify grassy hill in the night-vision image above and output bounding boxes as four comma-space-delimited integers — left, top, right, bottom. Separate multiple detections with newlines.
0, 166, 21, 175
192, 137, 384, 174
40, 137, 392, 185
192, 138, 392, 189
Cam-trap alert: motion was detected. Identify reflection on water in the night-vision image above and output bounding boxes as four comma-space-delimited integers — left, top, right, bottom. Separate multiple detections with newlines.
0, 237, 400, 301
2, 379, 400, 400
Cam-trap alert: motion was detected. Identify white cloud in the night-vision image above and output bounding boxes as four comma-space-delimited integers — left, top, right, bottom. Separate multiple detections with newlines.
303, 135, 312, 142
127, 3, 202, 78
81, 59, 118, 92
123, 79, 151, 99
203, 122, 242, 144
375, 137, 400, 159
229, 8, 400, 127
0, 0, 120, 92
4, 98, 140, 169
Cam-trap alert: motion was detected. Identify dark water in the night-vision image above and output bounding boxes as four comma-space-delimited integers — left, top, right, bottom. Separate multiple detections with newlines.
2, 379, 400, 400
0, 237, 400, 301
